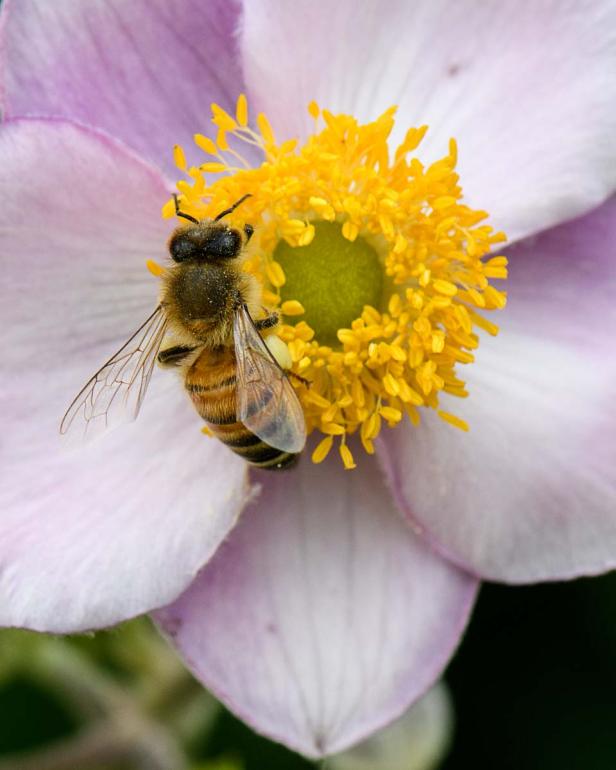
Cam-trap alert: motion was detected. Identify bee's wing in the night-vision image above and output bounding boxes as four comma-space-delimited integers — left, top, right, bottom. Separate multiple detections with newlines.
60, 305, 168, 443
233, 304, 306, 454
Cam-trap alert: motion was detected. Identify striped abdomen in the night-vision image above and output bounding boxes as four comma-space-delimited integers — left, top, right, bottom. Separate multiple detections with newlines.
185, 346, 297, 469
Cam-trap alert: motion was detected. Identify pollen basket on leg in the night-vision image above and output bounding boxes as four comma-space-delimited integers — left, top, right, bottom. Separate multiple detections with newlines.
163, 95, 507, 468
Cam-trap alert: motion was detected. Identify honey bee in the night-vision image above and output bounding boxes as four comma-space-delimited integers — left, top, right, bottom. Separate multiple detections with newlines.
60, 194, 306, 469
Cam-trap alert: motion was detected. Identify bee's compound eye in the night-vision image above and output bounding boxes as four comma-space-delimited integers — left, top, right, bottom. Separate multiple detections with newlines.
206, 228, 241, 259
244, 223, 254, 242
169, 234, 197, 263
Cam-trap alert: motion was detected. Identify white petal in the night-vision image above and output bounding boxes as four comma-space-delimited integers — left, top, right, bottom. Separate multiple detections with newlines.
242, 0, 616, 241
0, 119, 249, 631
381, 201, 616, 583
155, 449, 477, 757
1, 0, 249, 175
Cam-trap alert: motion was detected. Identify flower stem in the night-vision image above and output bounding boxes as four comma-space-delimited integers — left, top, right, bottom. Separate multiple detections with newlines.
0, 719, 185, 770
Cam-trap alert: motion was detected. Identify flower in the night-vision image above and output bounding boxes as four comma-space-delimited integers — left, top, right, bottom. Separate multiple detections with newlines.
1, 0, 615, 760
163, 98, 508, 466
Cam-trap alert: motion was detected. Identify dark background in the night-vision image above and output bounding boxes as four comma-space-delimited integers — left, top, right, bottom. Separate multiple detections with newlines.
1, 571, 614, 769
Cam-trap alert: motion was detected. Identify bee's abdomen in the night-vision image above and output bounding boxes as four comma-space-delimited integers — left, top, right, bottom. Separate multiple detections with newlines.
208, 421, 298, 469
185, 349, 297, 470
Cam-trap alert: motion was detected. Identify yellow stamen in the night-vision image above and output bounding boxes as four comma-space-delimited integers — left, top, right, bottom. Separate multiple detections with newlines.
194, 133, 218, 156
280, 300, 305, 316
173, 144, 187, 172
308, 100, 320, 120
211, 104, 237, 132
200, 162, 228, 173
438, 411, 470, 432
312, 435, 334, 464
235, 93, 248, 127
165, 98, 507, 467
265, 261, 286, 288
339, 442, 357, 470
146, 259, 166, 277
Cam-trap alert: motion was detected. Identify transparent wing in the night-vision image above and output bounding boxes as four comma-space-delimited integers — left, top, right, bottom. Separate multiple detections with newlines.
234, 305, 307, 454
60, 306, 168, 443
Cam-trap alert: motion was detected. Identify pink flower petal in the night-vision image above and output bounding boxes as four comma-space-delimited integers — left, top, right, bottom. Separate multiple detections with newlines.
381, 200, 616, 583
0, 8, 7, 114
0, 0, 247, 175
241, 0, 616, 242
155, 449, 477, 758
331, 682, 453, 770
0, 118, 249, 631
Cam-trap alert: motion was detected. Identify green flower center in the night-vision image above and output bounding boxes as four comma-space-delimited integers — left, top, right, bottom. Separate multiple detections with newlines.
274, 221, 383, 347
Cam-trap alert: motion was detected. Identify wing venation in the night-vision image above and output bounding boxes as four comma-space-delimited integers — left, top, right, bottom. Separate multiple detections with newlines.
233, 305, 306, 454
60, 306, 168, 443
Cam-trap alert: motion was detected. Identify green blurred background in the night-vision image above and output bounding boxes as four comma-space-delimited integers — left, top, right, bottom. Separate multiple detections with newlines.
0, 571, 614, 769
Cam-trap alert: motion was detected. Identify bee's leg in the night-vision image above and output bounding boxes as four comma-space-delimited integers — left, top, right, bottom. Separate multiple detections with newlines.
158, 345, 198, 367
254, 310, 279, 331
287, 371, 311, 387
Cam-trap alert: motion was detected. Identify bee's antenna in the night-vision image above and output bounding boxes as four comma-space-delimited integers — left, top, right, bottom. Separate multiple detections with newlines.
214, 193, 253, 221
173, 193, 199, 224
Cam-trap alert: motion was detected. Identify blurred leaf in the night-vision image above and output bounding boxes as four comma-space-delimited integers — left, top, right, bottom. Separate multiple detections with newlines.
0, 629, 45, 683
191, 758, 243, 770
0, 677, 76, 754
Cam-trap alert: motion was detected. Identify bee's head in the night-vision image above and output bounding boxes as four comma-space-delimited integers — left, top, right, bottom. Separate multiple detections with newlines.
168, 222, 253, 263
168, 193, 254, 264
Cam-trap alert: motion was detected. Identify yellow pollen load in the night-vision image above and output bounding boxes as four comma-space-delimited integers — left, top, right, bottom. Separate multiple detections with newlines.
162, 95, 508, 469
